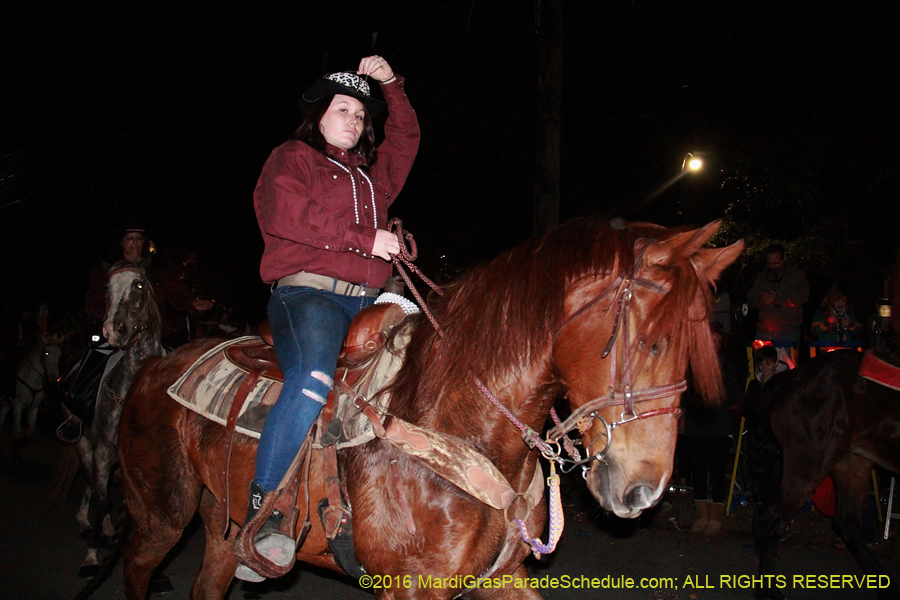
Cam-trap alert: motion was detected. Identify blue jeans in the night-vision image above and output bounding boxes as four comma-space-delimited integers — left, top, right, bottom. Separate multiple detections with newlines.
254, 285, 374, 492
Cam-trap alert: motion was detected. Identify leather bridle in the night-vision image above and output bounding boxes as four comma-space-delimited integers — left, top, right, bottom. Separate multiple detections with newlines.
106, 266, 155, 350
473, 243, 687, 475
545, 247, 686, 471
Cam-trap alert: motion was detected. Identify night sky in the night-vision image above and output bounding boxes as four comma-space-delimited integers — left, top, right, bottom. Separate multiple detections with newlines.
3, 2, 898, 326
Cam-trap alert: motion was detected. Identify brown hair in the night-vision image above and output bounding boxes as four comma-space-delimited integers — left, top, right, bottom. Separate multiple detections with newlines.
290, 95, 377, 164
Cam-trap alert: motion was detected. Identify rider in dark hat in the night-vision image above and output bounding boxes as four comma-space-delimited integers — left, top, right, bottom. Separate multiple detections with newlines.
58, 216, 212, 443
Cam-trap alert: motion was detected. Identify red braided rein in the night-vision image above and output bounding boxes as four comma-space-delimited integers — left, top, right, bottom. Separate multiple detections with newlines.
388, 218, 445, 338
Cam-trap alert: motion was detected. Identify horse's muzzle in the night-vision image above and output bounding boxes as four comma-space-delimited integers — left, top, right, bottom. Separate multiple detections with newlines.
586, 461, 668, 519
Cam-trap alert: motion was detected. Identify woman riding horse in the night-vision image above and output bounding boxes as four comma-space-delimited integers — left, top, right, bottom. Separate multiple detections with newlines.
115, 218, 742, 600
235, 54, 420, 581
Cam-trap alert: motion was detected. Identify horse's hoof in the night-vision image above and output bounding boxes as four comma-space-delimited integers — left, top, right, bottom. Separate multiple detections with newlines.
148, 573, 174, 594
79, 564, 100, 578
235, 563, 266, 583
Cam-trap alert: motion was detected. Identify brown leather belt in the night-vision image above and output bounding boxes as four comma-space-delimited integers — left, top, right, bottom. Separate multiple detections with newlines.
276, 272, 380, 298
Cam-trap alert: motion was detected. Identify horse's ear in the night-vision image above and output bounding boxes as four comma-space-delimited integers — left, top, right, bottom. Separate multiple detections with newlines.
644, 220, 723, 267
694, 239, 745, 284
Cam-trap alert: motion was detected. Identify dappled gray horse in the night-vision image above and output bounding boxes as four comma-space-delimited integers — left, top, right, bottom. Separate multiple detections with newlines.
73, 260, 164, 576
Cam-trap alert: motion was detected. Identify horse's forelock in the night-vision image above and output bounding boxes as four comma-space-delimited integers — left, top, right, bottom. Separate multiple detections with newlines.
632, 247, 723, 405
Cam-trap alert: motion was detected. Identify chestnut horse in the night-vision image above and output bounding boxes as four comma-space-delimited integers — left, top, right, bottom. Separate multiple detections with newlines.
118, 219, 742, 599
751, 349, 900, 600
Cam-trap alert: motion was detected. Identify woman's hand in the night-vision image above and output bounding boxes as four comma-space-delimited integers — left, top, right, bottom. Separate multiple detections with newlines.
358, 55, 395, 83
372, 229, 400, 261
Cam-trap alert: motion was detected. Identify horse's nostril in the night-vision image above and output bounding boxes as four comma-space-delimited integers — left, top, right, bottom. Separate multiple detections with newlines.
624, 485, 656, 510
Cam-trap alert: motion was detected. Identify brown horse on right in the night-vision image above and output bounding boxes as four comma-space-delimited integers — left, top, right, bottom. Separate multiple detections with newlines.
118, 218, 742, 599
751, 349, 900, 600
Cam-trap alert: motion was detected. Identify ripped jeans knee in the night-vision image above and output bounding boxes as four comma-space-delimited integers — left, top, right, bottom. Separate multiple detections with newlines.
302, 370, 334, 405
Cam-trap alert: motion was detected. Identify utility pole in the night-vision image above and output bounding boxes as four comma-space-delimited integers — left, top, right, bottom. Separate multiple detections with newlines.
534, 0, 562, 236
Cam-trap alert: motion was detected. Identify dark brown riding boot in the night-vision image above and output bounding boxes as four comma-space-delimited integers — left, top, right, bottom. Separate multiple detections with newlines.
234, 481, 296, 582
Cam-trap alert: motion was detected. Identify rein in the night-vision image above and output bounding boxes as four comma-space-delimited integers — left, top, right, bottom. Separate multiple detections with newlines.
388, 218, 444, 336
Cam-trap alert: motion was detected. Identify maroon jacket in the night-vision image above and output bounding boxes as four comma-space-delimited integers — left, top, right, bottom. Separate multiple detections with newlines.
254, 76, 420, 287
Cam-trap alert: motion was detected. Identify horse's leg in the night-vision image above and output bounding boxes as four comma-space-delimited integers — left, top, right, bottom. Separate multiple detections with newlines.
121, 422, 205, 600
90, 441, 116, 532
753, 447, 821, 600
74, 437, 94, 534
69, 434, 106, 575
190, 488, 238, 600
25, 391, 42, 436
122, 479, 202, 600
123, 509, 188, 600
11, 386, 25, 434
832, 454, 900, 599
78, 437, 120, 577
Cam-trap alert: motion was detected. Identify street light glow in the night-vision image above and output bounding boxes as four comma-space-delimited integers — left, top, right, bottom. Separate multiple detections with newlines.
682, 152, 703, 173
636, 151, 708, 209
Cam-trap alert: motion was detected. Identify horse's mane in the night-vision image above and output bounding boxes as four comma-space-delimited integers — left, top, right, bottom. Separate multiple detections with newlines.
388, 218, 723, 422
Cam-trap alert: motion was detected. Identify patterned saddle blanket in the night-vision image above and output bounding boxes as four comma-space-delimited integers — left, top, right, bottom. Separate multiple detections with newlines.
167, 303, 412, 443
860, 349, 900, 392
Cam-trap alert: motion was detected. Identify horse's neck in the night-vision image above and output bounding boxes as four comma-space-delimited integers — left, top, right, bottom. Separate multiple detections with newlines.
112, 328, 163, 392
428, 368, 555, 486
127, 330, 163, 369
18, 342, 45, 378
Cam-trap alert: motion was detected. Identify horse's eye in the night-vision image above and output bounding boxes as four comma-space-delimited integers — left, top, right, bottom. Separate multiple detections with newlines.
640, 340, 661, 355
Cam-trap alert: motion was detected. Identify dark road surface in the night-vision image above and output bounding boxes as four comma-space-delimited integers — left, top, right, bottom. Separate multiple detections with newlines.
2, 431, 897, 600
